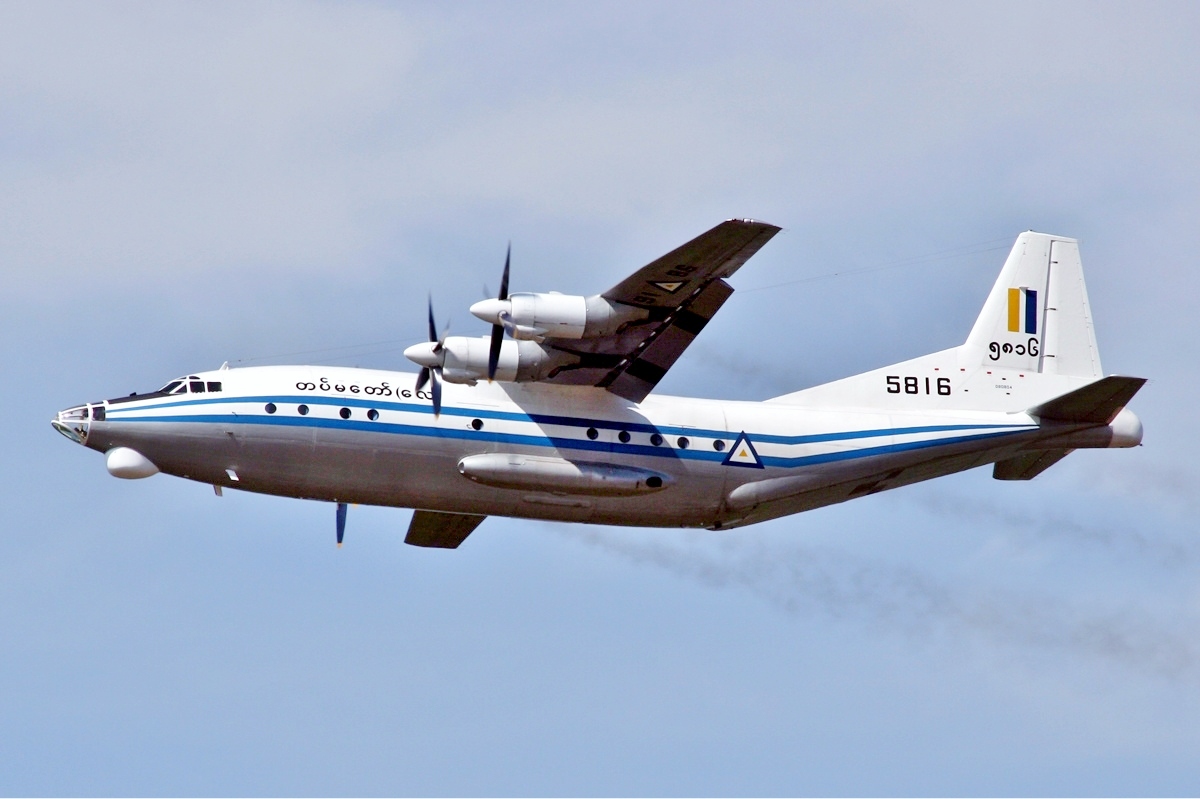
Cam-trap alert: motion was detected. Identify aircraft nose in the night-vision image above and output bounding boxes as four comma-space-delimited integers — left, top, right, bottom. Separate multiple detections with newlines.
470, 298, 508, 325
52, 405, 90, 444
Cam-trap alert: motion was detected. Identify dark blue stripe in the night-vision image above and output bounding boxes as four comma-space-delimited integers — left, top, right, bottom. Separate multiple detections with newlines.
106, 410, 1032, 468
1025, 289, 1038, 334
105, 394, 1030, 446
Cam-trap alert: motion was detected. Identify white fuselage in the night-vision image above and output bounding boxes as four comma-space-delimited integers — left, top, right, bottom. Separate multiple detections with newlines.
59, 364, 1080, 530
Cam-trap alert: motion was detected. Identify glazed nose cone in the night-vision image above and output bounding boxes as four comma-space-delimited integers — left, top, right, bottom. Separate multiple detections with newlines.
52, 405, 91, 444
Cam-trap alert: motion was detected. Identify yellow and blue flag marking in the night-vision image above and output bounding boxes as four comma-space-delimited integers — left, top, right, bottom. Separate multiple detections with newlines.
1007, 287, 1037, 334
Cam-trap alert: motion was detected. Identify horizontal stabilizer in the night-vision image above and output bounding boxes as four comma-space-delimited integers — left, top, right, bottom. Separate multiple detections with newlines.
993, 448, 1073, 481
405, 510, 486, 549
1029, 375, 1147, 424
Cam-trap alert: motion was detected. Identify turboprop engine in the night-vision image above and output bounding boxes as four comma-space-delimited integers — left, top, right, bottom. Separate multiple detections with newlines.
404, 335, 573, 385
469, 293, 647, 341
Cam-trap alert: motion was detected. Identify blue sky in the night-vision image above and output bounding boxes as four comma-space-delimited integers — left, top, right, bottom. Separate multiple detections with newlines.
2, 2, 1198, 794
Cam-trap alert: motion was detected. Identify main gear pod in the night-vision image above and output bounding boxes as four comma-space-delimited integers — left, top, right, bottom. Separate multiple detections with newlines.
458, 454, 669, 496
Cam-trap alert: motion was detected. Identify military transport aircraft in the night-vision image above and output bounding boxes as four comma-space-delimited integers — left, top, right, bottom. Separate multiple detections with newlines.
53, 220, 1145, 549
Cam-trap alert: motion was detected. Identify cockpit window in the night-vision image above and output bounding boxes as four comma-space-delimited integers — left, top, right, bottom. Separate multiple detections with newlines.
154, 378, 220, 395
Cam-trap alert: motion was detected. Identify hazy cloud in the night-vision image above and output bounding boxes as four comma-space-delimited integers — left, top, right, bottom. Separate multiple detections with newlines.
562, 526, 1199, 679
910, 490, 1197, 568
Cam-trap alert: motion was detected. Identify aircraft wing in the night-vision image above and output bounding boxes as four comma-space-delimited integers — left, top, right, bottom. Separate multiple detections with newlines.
541, 219, 781, 402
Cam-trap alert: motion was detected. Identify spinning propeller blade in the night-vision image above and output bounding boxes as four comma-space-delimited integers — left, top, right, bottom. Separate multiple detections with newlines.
428, 297, 437, 342
487, 243, 511, 381
487, 325, 504, 382
416, 295, 444, 417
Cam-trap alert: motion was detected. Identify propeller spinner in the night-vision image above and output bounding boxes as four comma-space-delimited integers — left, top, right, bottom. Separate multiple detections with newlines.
402, 296, 446, 416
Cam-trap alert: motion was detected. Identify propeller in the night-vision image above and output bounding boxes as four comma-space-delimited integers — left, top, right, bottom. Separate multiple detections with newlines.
485, 244, 511, 381
408, 296, 446, 416
336, 502, 347, 547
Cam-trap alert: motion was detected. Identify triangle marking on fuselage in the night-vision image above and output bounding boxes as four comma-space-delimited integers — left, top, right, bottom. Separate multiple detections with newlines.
723, 431, 765, 469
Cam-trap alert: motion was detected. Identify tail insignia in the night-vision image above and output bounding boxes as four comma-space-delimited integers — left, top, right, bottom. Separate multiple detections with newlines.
1007, 287, 1038, 334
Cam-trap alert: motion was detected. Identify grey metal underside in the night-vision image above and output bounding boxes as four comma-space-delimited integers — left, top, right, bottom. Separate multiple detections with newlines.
88, 415, 1045, 532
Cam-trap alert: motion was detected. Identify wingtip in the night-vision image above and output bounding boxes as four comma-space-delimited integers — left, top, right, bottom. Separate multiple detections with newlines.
727, 217, 781, 231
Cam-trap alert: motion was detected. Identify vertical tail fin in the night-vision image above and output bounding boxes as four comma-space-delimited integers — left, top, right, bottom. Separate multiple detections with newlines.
962, 232, 1102, 378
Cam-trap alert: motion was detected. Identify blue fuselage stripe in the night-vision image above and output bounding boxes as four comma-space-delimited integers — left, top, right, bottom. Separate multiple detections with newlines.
105, 394, 1030, 445
103, 395, 1034, 468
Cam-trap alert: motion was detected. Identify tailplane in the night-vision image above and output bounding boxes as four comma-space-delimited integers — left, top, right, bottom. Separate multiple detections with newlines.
1029, 375, 1146, 425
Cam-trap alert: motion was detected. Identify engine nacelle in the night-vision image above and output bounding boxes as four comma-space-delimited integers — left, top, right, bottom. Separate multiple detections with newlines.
470, 293, 648, 341
437, 336, 574, 384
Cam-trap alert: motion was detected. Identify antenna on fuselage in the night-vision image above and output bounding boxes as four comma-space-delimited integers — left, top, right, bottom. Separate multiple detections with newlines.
336, 502, 348, 547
